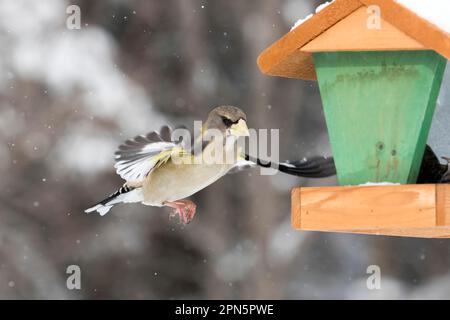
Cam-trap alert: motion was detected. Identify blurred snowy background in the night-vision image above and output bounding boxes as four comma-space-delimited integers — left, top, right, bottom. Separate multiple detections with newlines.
1, 0, 450, 299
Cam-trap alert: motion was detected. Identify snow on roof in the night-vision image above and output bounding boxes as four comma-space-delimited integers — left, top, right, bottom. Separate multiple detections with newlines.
396, 0, 450, 34
290, 1, 334, 31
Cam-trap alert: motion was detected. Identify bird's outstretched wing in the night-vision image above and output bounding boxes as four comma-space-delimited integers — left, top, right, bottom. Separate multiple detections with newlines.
229, 153, 336, 178
114, 126, 186, 183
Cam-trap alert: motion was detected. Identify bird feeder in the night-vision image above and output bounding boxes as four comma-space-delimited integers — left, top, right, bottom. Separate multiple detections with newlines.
258, 0, 450, 237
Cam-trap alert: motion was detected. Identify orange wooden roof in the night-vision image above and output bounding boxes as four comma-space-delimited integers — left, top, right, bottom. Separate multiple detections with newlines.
258, 0, 450, 80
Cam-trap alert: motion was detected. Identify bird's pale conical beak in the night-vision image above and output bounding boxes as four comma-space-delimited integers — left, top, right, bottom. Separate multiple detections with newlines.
230, 119, 250, 137
442, 156, 450, 163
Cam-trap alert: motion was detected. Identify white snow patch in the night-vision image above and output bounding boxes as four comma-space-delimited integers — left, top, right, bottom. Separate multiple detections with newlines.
290, 1, 334, 31
359, 182, 401, 186
316, 1, 333, 13
396, 0, 450, 34
290, 14, 313, 31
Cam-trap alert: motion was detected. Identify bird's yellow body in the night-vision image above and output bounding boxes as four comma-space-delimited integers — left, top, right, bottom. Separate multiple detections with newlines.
142, 159, 234, 206
142, 138, 241, 206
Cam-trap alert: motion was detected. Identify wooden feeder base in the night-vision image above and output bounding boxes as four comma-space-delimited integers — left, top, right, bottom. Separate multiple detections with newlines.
291, 184, 450, 238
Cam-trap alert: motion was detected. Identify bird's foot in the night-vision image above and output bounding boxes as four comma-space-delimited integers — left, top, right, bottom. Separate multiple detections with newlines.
165, 199, 197, 225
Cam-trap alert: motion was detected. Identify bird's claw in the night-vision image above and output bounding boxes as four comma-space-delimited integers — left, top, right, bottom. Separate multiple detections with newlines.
166, 200, 197, 225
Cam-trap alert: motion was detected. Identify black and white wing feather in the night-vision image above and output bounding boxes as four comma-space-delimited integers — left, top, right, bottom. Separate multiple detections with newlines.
114, 126, 181, 182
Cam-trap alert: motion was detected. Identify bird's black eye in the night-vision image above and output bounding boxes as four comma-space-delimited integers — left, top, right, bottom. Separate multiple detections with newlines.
221, 116, 233, 127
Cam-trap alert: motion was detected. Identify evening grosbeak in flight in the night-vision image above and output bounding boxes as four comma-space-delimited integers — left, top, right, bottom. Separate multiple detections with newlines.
85, 106, 335, 224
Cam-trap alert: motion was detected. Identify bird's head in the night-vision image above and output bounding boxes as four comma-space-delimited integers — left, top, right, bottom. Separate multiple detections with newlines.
204, 105, 249, 138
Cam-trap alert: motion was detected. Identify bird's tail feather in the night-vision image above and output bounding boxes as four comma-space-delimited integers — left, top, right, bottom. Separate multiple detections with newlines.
85, 185, 143, 216
245, 154, 336, 178
277, 157, 336, 178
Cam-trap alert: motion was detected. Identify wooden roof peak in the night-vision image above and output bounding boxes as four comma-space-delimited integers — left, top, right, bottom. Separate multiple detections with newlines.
258, 0, 450, 80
